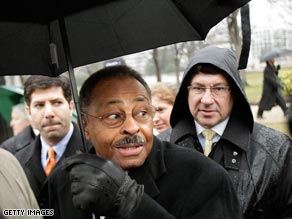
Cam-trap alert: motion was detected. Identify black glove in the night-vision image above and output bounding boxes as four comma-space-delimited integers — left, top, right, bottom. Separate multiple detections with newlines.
62, 153, 144, 218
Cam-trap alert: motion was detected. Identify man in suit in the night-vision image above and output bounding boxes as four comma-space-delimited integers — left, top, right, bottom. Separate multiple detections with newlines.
14, 75, 84, 210
48, 65, 242, 219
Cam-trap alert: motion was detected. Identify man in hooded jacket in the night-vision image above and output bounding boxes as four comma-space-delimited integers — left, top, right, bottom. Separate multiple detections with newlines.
158, 46, 292, 219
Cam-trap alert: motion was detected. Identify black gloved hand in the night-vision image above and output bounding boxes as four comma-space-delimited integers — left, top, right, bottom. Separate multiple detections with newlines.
62, 153, 144, 218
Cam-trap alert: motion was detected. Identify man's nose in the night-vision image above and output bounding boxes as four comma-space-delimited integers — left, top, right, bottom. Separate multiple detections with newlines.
121, 114, 140, 135
44, 104, 55, 118
200, 89, 215, 104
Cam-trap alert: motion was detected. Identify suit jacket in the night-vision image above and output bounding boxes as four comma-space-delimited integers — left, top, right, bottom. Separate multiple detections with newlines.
48, 136, 242, 219
15, 122, 85, 210
0, 125, 36, 154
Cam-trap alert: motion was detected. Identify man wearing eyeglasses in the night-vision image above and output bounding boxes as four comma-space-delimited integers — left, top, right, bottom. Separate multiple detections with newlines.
48, 65, 242, 219
158, 46, 292, 219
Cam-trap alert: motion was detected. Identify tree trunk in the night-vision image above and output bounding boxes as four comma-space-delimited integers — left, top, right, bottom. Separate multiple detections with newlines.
153, 48, 161, 82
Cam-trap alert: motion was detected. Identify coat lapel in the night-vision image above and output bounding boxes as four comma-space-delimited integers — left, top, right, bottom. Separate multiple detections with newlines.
25, 137, 47, 193
129, 137, 166, 198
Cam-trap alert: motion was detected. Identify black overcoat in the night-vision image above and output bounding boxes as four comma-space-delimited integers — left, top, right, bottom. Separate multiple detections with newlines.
48, 137, 242, 219
158, 46, 292, 219
14, 122, 84, 210
0, 125, 36, 154
258, 64, 280, 110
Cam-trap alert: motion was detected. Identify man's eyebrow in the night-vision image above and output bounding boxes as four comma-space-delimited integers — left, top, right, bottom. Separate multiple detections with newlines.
105, 96, 149, 105
133, 96, 149, 102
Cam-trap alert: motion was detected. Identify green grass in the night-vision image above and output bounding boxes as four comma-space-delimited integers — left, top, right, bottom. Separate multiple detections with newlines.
244, 71, 263, 104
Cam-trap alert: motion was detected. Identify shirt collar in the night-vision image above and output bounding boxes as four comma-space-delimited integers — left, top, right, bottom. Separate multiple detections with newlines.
41, 123, 74, 158
195, 117, 230, 137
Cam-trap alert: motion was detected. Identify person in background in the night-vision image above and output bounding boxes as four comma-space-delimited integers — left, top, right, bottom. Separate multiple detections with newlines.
158, 46, 292, 219
0, 148, 43, 219
48, 65, 242, 219
0, 123, 38, 155
151, 82, 177, 134
1, 104, 39, 154
257, 59, 288, 119
14, 75, 85, 212
10, 103, 30, 136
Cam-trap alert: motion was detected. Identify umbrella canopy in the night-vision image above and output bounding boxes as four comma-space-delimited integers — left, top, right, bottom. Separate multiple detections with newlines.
0, 0, 250, 76
261, 48, 292, 62
0, 0, 251, 150
0, 85, 24, 123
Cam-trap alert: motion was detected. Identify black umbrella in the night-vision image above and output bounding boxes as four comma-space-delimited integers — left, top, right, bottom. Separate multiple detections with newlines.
0, 0, 251, 150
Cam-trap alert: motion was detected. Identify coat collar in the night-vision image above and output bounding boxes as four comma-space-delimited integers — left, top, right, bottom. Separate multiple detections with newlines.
221, 112, 251, 151
129, 136, 166, 198
170, 115, 250, 152
15, 125, 36, 151
25, 122, 84, 184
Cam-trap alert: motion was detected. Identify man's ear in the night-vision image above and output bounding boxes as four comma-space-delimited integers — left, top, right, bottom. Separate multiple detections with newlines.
24, 104, 32, 120
82, 117, 90, 140
69, 100, 75, 113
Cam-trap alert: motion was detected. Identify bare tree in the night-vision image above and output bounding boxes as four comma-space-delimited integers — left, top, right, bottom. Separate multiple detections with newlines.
152, 48, 161, 82
227, 10, 241, 58
173, 43, 186, 85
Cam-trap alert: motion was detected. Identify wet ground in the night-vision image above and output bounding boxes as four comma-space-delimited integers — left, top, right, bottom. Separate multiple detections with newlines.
251, 104, 288, 123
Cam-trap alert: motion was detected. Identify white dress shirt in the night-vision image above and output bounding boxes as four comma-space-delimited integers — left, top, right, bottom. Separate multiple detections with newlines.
195, 117, 229, 150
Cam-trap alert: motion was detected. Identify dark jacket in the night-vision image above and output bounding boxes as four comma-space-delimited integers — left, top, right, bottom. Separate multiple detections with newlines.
14, 122, 85, 211
158, 46, 292, 219
0, 125, 36, 154
48, 137, 242, 219
258, 64, 281, 110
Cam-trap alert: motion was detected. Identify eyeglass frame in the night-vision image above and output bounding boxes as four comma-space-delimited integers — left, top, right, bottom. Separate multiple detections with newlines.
81, 104, 156, 128
187, 85, 230, 96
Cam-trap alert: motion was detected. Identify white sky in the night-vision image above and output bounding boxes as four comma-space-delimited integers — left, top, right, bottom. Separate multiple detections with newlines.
249, 0, 291, 29
249, 1, 270, 27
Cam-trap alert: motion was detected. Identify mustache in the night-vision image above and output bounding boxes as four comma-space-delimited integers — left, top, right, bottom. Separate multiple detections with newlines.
114, 135, 145, 147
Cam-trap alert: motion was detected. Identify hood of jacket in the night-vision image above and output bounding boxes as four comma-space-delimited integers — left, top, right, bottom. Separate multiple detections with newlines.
170, 46, 254, 132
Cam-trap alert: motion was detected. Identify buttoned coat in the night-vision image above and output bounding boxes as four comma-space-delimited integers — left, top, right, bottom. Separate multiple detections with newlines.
157, 46, 292, 219
48, 137, 242, 219
14, 122, 84, 210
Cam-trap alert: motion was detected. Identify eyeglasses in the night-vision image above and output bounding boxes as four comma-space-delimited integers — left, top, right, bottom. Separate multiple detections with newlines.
187, 85, 230, 96
82, 104, 155, 128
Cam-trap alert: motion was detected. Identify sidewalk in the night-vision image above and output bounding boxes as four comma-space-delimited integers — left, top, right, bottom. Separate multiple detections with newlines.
250, 104, 288, 123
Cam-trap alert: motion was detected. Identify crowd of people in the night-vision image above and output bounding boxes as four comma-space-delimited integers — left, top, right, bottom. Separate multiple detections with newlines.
0, 46, 291, 219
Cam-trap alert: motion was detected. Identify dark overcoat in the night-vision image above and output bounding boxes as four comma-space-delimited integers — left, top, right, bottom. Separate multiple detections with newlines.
48, 137, 242, 219
0, 125, 36, 154
14, 122, 84, 210
158, 46, 292, 219
258, 64, 281, 110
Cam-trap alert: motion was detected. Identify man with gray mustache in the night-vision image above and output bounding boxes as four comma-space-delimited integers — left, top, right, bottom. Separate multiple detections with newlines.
114, 135, 144, 147
48, 65, 242, 219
